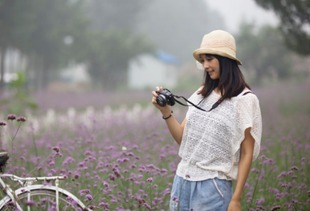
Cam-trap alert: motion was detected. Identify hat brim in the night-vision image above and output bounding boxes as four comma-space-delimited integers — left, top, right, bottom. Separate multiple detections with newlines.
193, 48, 242, 65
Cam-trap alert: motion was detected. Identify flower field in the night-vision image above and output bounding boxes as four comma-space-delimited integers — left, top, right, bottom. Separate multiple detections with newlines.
0, 80, 309, 210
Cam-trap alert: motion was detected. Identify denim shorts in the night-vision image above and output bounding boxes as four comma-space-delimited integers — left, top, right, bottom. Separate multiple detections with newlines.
170, 175, 232, 211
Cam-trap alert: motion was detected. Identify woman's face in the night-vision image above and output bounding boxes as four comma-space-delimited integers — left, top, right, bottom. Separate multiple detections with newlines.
200, 54, 220, 80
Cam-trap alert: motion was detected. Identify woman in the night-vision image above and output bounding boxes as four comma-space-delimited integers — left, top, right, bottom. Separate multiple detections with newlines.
152, 30, 262, 211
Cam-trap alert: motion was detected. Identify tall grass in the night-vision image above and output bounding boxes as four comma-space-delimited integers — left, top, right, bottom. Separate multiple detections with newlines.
0, 80, 309, 210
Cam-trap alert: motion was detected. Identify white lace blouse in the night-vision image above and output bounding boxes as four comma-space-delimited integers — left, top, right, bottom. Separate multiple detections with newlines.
176, 89, 262, 181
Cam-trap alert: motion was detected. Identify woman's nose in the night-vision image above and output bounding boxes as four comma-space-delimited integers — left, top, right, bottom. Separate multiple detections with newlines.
203, 61, 209, 69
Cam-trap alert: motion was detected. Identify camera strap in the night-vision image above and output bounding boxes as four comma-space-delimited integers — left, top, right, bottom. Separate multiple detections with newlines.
173, 95, 208, 112
173, 90, 252, 112
174, 95, 223, 112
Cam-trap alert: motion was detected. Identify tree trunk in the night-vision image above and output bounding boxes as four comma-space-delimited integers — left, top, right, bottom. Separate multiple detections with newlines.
0, 48, 6, 93
32, 57, 49, 90
41, 60, 50, 90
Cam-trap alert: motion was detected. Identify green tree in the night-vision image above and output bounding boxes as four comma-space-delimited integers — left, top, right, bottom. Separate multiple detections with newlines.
21, 0, 89, 89
0, 0, 90, 90
0, 71, 37, 114
0, 0, 21, 89
0, 0, 153, 91
85, 30, 153, 89
84, 0, 153, 89
236, 24, 293, 84
254, 0, 310, 55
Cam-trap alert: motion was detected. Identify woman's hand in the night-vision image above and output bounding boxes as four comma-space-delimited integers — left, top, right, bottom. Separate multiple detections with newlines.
151, 86, 171, 116
227, 199, 241, 211
151, 86, 185, 145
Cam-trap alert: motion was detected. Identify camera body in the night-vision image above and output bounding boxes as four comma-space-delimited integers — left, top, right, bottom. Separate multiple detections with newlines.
156, 89, 175, 107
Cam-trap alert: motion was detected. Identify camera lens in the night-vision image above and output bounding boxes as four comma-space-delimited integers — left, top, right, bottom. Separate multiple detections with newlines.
156, 94, 167, 107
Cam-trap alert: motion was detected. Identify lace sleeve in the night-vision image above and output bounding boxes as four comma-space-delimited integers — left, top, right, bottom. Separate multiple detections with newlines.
233, 93, 262, 161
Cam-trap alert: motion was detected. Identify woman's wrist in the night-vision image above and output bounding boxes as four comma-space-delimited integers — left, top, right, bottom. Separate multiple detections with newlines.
231, 195, 241, 202
162, 111, 173, 120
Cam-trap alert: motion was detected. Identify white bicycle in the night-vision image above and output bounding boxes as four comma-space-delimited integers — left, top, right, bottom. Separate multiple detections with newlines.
0, 152, 91, 211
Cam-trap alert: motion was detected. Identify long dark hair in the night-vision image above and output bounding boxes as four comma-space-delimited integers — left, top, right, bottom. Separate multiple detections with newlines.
198, 54, 251, 101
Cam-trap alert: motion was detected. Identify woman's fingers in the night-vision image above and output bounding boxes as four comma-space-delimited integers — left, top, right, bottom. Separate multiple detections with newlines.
152, 90, 157, 104
152, 90, 157, 96
152, 86, 164, 106
156, 86, 163, 91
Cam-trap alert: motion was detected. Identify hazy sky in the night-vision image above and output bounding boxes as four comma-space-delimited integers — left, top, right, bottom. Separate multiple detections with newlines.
205, 0, 279, 32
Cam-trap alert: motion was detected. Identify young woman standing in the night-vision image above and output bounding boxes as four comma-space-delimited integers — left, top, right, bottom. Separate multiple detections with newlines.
152, 30, 262, 211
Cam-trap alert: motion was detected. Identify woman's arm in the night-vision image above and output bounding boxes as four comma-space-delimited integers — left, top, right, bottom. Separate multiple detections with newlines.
228, 127, 255, 211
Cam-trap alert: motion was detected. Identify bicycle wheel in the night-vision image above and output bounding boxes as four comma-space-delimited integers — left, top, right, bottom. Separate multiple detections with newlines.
0, 185, 89, 211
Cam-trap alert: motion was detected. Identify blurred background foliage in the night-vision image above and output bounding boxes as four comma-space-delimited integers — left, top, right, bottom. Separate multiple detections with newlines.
0, 71, 37, 114
0, 0, 309, 113
254, 0, 310, 55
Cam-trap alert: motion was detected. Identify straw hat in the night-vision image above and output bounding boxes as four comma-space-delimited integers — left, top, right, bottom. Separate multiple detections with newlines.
193, 30, 242, 65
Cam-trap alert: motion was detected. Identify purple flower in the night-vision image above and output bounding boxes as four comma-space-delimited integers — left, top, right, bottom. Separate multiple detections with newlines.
25, 200, 36, 206
85, 194, 93, 201
144, 202, 151, 210
287, 170, 294, 175
160, 168, 168, 174
78, 161, 86, 167
262, 158, 275, 165
146, 164, 156, 169
147, 177, 153, 183
74, 172, 80, 179
152, 197, 160, 204
277, 171, 287, 179
48, 160, 55, 167
52, 146, 60, 153
251, 168, 260, 174
162, 188, 170, 197
78, 189, 91, 195
256, 198, 265, 205
110, 198, 118, 203
112, 167, 121, 177
62, 156, 75, 165
0, 122, 6, 126
99, 202, 109, 209
17, 116, 27, 122
7, 114, 16, 120
102, 181, 110, 188
290, 166, 299, 171
172, 196, 178, 202
109, 174, 115, 181
117, 158, 130, 163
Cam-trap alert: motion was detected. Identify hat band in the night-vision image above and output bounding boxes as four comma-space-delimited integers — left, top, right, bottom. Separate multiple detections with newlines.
193, 47, 241, 65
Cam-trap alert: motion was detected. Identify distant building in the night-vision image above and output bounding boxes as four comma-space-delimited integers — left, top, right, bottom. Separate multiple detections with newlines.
48, 63, 91, 92
59, 63, 90, 84
128, 50, 179, 89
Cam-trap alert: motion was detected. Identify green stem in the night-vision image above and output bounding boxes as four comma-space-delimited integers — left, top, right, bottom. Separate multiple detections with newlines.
31, 131, 41, 176
247, 163, 262, 209
11, 122, 22, 142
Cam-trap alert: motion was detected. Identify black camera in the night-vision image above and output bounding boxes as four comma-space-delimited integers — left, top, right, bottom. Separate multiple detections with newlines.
156, 88, 175, 107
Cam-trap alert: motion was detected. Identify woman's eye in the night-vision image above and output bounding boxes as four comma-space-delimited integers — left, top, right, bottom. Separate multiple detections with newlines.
200, 56, 213, 62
